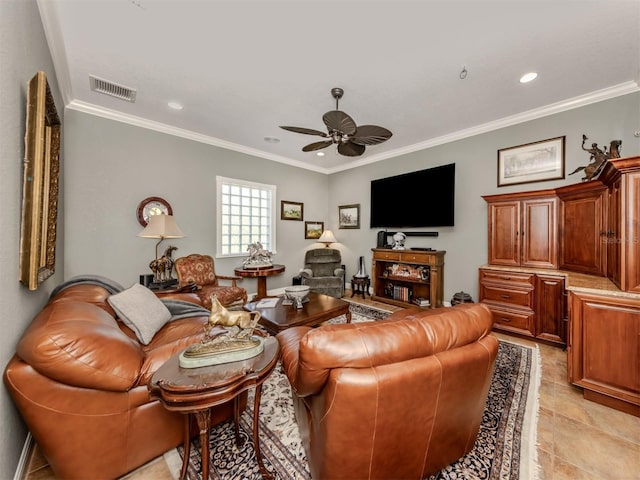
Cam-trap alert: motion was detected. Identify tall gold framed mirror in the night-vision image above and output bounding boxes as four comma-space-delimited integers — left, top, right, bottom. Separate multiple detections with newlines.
19, 71, 61, 290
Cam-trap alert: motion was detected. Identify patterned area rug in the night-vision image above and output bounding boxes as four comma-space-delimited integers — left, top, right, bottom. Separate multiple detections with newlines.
164, 304, 540, 480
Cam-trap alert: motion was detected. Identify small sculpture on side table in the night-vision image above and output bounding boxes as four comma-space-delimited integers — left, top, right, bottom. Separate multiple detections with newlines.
180, 296, 263, 368
243, 242, 273, 269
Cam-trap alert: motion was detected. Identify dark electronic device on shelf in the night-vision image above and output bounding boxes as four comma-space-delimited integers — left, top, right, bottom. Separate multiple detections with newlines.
376, 231, 439, 249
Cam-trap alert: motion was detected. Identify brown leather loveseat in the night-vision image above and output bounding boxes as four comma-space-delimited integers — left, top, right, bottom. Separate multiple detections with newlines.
277, 303, 498, 480
4, 282, 238, 480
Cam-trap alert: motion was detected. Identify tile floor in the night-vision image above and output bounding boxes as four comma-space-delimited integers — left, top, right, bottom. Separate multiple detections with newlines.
23, 293, 640, 480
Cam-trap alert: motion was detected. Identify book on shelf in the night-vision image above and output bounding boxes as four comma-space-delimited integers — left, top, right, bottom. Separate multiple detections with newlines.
414, 297, 430, 307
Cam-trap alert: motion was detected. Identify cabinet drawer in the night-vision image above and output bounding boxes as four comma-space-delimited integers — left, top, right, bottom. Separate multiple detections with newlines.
399, 252, 428, 263
480, 284, 533, 309
374, 251, 400, 261
486, 305, 534, 334
480, 269, 534, 286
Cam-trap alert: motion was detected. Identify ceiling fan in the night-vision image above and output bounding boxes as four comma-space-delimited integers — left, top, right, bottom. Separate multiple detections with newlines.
280, 87, 392, 157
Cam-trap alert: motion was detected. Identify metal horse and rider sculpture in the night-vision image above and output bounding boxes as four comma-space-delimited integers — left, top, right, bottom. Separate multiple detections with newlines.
569, 134, 622, 182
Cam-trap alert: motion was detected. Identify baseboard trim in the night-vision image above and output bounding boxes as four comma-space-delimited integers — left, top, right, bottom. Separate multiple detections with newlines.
14, 433, 33, 480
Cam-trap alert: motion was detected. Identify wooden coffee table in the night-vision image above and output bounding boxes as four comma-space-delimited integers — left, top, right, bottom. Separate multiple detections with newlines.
148, 336, 279, 480
244, 292, 351, 334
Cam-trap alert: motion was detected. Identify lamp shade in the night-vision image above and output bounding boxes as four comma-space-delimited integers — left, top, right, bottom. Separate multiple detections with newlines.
318, 229, 337, 246
137, 214, 185, 239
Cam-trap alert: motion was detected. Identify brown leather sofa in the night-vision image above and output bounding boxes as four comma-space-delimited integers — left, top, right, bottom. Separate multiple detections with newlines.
4, 283, 239, 480
277, 303, 498, 480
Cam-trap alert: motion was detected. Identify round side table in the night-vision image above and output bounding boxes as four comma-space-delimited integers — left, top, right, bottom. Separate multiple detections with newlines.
351, 275, 370, 299
234, 264, 285, 300
148, 336, 279, 480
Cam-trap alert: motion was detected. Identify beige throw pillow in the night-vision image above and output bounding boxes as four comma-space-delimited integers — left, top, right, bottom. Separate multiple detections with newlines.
108, 283, 171, 345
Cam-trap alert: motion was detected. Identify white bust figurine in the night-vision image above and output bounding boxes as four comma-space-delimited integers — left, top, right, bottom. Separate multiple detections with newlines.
392, 232, 407, 250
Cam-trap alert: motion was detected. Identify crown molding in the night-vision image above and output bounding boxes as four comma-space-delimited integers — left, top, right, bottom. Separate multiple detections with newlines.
66, 81, 637, 176
325, 81, 640, 173
66, 100, 328, 173
37, 0, 72, 106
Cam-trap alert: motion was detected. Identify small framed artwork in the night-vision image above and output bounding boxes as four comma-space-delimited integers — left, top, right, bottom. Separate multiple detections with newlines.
338, 204, 360, 229
281, 200, 304, 221
305, 221, 324, 239
497, 136, 565, 187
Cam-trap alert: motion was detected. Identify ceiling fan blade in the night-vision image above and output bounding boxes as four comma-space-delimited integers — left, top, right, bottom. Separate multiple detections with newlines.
338, 141, 366, 157
302, 140, 333, 152
280, 126, 328, 137
350, 125, 393, 146
322, 110, 357, 135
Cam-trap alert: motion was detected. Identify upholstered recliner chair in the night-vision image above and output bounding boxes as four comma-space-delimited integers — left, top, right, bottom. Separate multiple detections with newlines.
174, 253, 247, 309
300, 248, 345, 298
277, 303, 498, 480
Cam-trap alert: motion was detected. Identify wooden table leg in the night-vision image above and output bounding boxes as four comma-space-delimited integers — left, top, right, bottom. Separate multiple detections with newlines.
255, 277, 268, 300
346, 311, 352, 323
252, 384, 274, 480
180, 415, 191, 480
233, 396, 243, 446
194, 409, 211, 480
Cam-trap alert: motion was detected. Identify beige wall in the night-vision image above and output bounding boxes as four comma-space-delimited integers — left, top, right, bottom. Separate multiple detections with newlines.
0, 0, 65, 478
329, 93, 640, 302
62, 110, 329, 295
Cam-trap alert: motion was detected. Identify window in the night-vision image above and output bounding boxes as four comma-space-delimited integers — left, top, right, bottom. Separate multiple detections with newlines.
216, 176, 276, 257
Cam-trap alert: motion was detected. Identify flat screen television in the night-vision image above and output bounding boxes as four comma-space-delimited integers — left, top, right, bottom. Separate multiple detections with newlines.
370, 163, 455, 228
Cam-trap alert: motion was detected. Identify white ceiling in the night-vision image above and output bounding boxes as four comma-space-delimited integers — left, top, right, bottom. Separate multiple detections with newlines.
38, 0, 639, 174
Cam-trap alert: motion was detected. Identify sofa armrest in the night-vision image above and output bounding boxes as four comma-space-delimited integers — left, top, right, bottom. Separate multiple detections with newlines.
299, 269, 314, 278
334, 267, 345, 277
276, 327, 321, 397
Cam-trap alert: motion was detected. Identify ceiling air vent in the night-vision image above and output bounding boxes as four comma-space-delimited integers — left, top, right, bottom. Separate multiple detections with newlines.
89, 75, 137, 102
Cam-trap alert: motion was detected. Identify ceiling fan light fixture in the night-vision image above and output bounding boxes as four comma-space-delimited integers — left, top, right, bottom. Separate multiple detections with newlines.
280, 88, 392, 158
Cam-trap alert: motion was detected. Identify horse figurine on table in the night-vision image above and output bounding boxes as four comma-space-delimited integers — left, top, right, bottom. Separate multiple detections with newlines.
149, 245, 177, 283
204, 295, 261, 340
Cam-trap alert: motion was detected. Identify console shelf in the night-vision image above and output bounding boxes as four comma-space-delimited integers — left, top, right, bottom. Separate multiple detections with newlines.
371, 248, 445, 308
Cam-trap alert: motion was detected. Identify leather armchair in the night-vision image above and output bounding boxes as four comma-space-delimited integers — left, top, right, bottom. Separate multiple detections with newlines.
300, 248, 345, 298
174, 253, 247, 309
277, 303, 498, 480
3, 284, 243, 480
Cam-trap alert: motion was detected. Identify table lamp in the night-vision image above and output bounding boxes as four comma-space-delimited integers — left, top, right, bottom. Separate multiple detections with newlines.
317, 230, 337, 248
138, 214, 185, 287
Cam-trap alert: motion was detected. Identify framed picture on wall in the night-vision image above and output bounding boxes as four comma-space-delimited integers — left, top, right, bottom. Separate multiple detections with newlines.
305, 221, 324, 239
497, 136, 565, 187
281, 200, 304, 221
338, 204, 360, 229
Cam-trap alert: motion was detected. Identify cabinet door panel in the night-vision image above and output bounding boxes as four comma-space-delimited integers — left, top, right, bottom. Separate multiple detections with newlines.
607, 180, 622, 286
623, 173, 640, 292
488, 201, 520, 266
560, 189, 606, 275
522, 198, 557, 269
536, 275, 566, 345
570, 292, 640, 407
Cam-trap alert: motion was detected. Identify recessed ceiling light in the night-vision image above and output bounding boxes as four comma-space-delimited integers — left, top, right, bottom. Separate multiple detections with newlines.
316, 152, 325, 157
264, 136, 280, 143
519, 72, 538, 84
167, 101, 183, 110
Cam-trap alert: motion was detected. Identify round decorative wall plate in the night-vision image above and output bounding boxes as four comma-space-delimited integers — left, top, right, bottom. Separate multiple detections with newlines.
137, 196, 172, 226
